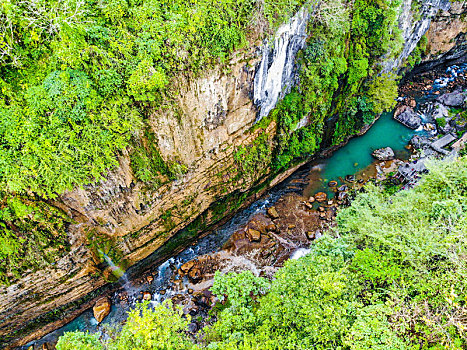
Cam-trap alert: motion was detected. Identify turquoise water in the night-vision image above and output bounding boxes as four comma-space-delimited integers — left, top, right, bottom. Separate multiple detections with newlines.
305, 112, 417, 196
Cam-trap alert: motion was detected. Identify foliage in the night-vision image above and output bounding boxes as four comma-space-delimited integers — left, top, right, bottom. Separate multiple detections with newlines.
366, 74, 398, 115
343, 304, 407, 350
209, 271, 270, 341
0, 0, 309, 198
0, 192, 71, 284
56, 332, 104, 350
0, 0, 311, 284
436, 117, 447, 128
264, 0, 402, 170
56, 301, 196, 350
234, 132, 273, 182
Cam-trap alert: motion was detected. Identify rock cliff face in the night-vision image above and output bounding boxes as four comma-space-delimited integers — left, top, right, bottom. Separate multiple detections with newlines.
1, 1, 466, 347
407, 1, 467, 77
383, 0, 451, 72
0, 46, 267, 348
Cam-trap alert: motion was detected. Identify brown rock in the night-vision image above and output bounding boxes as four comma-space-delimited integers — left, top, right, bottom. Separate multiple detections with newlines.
147, 275, 154, 284
314, 192, 327, 202
327, 200, 333, 206
394, 104, 409, 118
143, 291, 152, 301
93, 296, 111, 323
288, 224, 296, 229
180, 260, 196, 274
188, 268, 202, 283
304, 202, 313, 209
318, 206, 325, 212
159, 290, 166, 295
266, 224, 277, 232
328, 180, 338, 187
188, 288, 194, 294
308, 196, 315, 203
306, 231, 316, 240
247, 228, 261, 242
267, 206, 279, 219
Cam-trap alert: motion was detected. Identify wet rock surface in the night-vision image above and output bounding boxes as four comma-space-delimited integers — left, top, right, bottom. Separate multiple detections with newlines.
437, 90, 466, 107
394, 107, 422, 129
93, 297, 111, 323
372, 147, 395, 160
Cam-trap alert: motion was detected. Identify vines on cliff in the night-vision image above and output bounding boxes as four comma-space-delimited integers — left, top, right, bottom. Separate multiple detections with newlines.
242, 0, 402, 174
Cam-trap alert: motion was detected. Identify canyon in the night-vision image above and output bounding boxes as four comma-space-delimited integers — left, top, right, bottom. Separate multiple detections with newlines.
1, 0, 466, 348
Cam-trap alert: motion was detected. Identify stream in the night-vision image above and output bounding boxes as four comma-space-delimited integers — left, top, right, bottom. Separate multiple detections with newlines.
26, 110, 422, 349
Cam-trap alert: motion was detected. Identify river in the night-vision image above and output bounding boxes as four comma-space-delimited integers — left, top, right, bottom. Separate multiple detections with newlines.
24, 106, 426, 349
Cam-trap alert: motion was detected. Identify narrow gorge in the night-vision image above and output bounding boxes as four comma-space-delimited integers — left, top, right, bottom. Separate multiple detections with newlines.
0, 0, 466, 348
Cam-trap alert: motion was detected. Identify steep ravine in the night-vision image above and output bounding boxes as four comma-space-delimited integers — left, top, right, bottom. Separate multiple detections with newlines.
1, 1, 465, 348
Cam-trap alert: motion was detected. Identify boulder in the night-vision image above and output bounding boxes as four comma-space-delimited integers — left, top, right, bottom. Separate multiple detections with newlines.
308, 196, 315, 203
423, 123, 435, 131
267, 206, 279, 219
452, 115, 467, 131
394, 104, 410, 118
394, 107, 422, 129
372, 147, 395, 161
338, 184, 348, 192
409, 135, 431, 149
337, 192, 348, 201
345, 175, 356, 182
328, 180, 338, 187
306, 231, 317, 240
93, 296, 111, 323
188, 322, 199, 333
188, 267, 202, 283
437, 91, 466, 107
266, 223, 277, 232
432, 103, 449, 120
246, 228, 261, 242
142, 291, 152, 301
314, 192, 327, 202
180, 260, 196, 274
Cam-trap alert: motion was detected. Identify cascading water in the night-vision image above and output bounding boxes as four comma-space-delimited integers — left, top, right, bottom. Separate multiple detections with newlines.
253, 7, 310, 121
99, 250, 127, 282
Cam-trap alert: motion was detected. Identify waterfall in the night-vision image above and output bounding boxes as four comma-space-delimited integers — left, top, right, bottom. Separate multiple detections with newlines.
99, 250, 128, 282
253, 7, 310, 122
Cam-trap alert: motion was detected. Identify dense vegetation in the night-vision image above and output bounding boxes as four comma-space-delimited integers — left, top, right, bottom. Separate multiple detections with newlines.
57, 156, 467, 349
0, 0, 307, 197
237, 0, 400, 174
